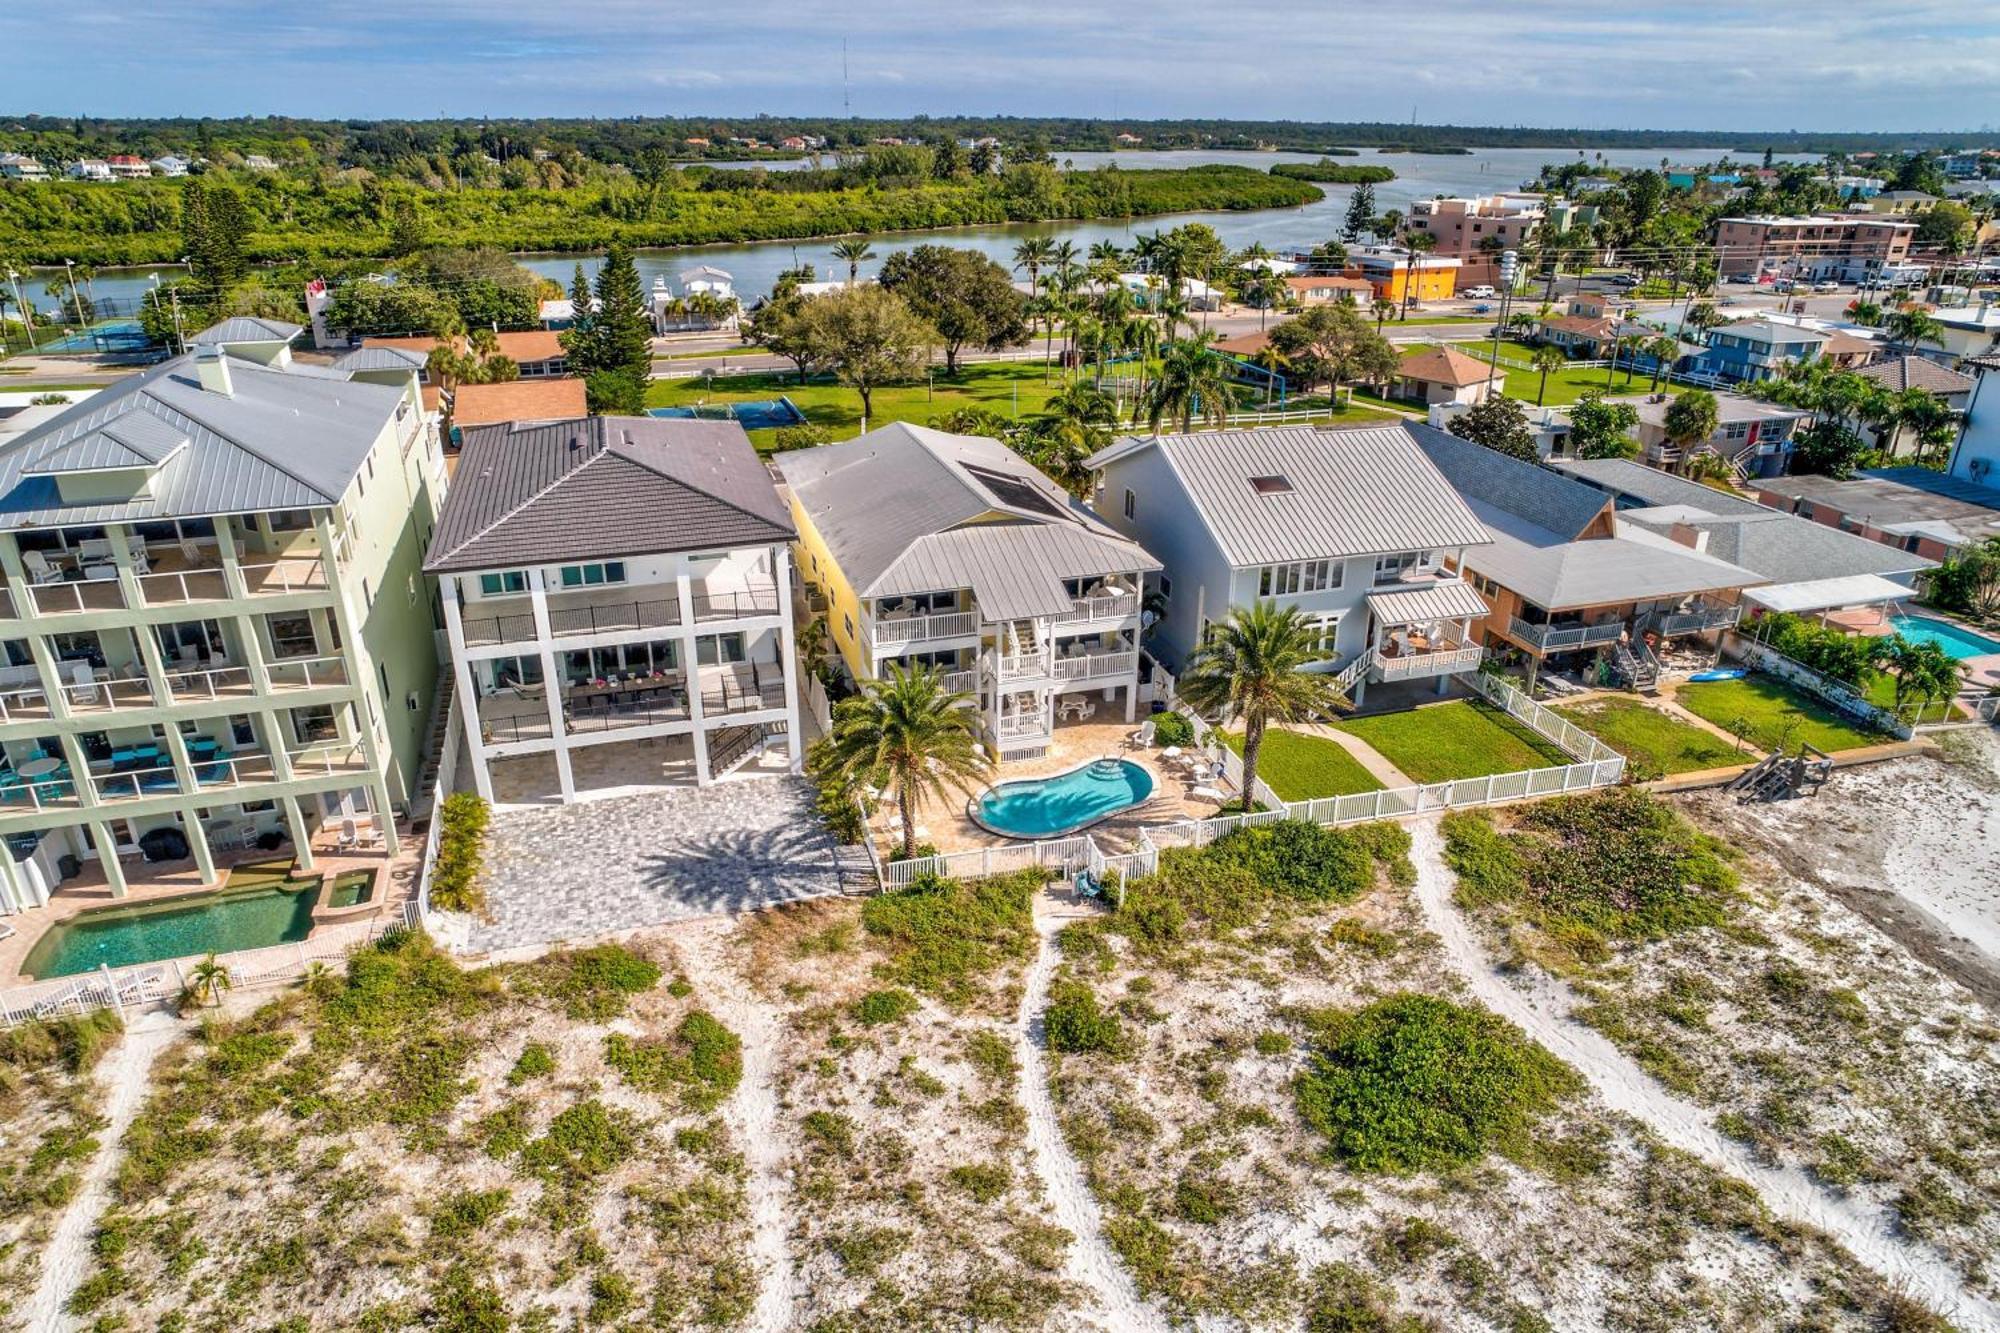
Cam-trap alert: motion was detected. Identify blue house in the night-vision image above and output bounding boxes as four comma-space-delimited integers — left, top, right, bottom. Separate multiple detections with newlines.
1688, 320, 1830, 385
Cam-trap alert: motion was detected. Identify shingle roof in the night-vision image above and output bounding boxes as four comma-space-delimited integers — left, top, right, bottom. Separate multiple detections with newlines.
448, 379, 589, 427
1853, 355, 1975, 395
1463, 500, 1760, 610
365, 331, 567, 364
189, 316, 303, 346
425, 416, 793, 574
1397, 345, 1494, 388
1088, 424, 1491, 567
1406, 423, 1609, 541
1620, 508, 1932, 582
0, 353, 402, 529
777, 422, 1157, 618
1548, 458, 1771, 516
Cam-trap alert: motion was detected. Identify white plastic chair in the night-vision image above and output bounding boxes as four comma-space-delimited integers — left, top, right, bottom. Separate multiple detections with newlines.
336, 817, 358, 852
23, 551, 62, 584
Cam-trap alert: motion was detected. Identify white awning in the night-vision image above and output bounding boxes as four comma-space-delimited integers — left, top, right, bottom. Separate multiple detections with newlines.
1742, 574, 1910, 615
1365, 579, 1491, 624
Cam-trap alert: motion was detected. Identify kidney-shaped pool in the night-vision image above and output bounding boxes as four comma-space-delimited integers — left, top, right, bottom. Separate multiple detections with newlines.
969, 758, 1156, 840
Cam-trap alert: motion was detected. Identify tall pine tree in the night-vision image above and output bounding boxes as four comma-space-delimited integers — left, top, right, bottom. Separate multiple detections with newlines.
571, 245, 652, 414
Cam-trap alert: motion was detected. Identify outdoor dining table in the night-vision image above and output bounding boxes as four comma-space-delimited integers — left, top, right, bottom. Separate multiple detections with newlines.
17, 757, 62, 780
186, 738, 222, 756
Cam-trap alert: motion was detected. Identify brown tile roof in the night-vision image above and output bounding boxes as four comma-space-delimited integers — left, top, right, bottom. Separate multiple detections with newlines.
1853, 354, 1975, 395
449, 378, 590, 426
365, 330, 569, 364
426, 416, 794, 574
1285, 275, 1375, 293
1213, 331, 1272, 357
1820, 331, 1879, 357
1539, 314, 1619, 339
1397, 345, 1493, 388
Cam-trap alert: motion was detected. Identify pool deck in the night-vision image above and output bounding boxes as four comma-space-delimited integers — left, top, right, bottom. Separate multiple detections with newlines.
0, 821, 420, 985
867, 717, 1234, 860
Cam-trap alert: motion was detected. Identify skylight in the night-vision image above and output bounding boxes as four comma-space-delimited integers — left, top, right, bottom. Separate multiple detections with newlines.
1249, 474, 1294, 495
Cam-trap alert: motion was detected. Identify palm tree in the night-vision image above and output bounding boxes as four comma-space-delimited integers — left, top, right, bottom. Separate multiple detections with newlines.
1529, 345, 1567, 405
823, 664, 991, 860
1614, 332, 1649, 387
1644, 335, 1681, 392
187, 954, 233, 1009
1371, 297, 1396, 332
1121, 314, 1161, 422
1883, 307, 1945, 355
1145, 337, 1234, 434
1399, 229, 1437, 321
830, 237, 877, 285
1844, 298, 1883, 327
1087, 239, 1125, 267
1012, 236, 1055, 304
1876, 635, 1962, 720
1178, 603, 1352, 814
1026, 382, 1118, 493
1251, 343, 1292, 406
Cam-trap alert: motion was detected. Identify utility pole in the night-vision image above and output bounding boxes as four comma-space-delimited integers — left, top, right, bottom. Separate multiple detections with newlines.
1484, 250, 1517, 397
63, 258, 87, 329
169, 287, 186, 354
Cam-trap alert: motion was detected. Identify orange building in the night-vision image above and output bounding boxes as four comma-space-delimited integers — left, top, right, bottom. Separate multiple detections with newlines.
1344, 247, 1462, 303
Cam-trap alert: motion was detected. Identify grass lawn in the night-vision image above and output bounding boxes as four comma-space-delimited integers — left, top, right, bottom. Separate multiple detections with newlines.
1674, 675, 1883, 753
1413, 339, 1682, 408
1219, 727, 1385, 801
1334, 699, 1570, 784
1554, 697, 1748, 777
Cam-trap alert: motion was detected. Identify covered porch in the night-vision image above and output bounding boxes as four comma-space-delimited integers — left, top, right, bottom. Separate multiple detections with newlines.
1353, 580, 1489, 706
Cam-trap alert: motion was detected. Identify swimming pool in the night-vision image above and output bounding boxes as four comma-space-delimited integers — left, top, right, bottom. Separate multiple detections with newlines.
21, 879, 322, 979
1890, 615, 2000, 661
649, 397, 806, 431
970, 758, 1155, 839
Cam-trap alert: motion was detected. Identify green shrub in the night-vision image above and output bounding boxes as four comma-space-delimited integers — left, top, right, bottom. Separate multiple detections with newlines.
1150, 711, 1194, 747
519, 1099, 639, 1182
588, 1269, 639, 1323
1044, 980, 1130, 1057
533, 943, 662, 1020
946, 1161, 1012, 1203
772, 422, 834, 452
801, 1110, 858, 1158
428, 1188, 511, 1240
430, 792, 490, 913
1443, 791, 1737, 941
506, 1042, 554, 1085
1295, 994, 1582, 1173
851, 988, 919, 1025
1202, 822, 1373, 903
0, 1008, 124, 1076
860, 869, 1037, 999
603, 1010, 742, 1111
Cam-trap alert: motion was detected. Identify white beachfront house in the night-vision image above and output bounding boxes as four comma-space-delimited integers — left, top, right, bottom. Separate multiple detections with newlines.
780, 424, 1161, 759
427, 416, 803, 805
1088, 425, 1495, 704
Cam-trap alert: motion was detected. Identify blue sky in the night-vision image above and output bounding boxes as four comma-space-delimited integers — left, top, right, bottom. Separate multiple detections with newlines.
8, 0, 1999, 130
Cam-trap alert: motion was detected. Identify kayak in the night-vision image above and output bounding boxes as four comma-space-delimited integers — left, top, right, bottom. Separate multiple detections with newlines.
1688, 668, 1747, 683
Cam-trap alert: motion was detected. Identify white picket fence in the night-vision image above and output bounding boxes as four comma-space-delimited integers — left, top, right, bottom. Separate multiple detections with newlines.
875, 666, 1623, 893
0, 903, 422, 1026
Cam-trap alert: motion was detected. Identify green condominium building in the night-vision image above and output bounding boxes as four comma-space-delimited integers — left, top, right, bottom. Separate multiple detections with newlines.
0, 318, 444, 913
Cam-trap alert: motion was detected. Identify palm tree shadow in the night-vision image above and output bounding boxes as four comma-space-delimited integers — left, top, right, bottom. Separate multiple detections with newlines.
634, 820, 842, 915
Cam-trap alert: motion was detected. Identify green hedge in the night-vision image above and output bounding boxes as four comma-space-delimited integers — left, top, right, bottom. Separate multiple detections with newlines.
430, 791, 491, 914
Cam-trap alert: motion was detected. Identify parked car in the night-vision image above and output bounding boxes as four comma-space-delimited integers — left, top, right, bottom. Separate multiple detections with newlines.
1813, 280, 1841, 293
1471, 302, 1494, 314
1608, 273, 1641, 288
1462, 285, 1497, 299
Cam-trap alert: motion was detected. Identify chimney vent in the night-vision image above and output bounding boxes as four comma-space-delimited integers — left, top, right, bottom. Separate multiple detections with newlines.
195, 344, 233, 397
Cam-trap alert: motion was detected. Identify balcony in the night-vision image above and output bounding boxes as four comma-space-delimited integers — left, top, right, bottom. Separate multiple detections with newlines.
263, 655, 350, 693
997, 711, 1053, 743
1370, 638, 1485, 683
693, 577, 781, 624
1505, 616, 1627, 654
1052, 648, 1138, 684
993, 646, 1054, 683
1051, 590, 1140, 627
866, 607, 979, 652
162, 662, 259, 705
699, 663, 789, 718
15, 542, 331, 619
1646, 599, 1742, 639
938, 668, 982, 696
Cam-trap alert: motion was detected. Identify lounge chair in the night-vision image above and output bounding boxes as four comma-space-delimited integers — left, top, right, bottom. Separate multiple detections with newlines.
1130, 720, 1156, 748
23, 551, 63, 584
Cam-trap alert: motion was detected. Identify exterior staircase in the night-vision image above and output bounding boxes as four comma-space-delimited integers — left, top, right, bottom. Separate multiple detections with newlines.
709, 723, 774, 778
410, 675, 457, 826
1612, 639, 1661, 693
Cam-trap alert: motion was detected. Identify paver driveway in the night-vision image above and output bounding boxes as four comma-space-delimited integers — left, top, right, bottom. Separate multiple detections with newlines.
470, 775, 841, 952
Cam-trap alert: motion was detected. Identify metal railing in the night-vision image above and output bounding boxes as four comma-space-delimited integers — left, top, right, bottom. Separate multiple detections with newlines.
163, 663, 257, 703
1647, 600, 1743, 638
0, 686, 55, 723
1505, 616, 1626, 653
135, 566, 232, 605
263, 655, 349, 691
27, 578, 128, 616
994, 647, 1053, 681
939, 669, 982, 696
868, 608, 979, 650
238, 555, 329, 596
460, 607, 540, 647
1371, 641, 1486, 682
547, 597, 681, 638
693, 584, 782, 623
1052, 592, 1140, 625
1053, 649, 1138, 682
564, 693, 694, 734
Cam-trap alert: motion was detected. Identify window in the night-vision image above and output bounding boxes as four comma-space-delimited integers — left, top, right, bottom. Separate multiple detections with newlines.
378, 663, 390, 700
1373, 552, 1424, 584
1123, 488, 1135, 519
407, 574, 419, 607
1257, 560, 1337, 596
697, 633, 748, 666
290, 705, 338, 746
229, 715, 258, 746
1303, 614, 1342, 661
1248, 474, 1293, 495
478, 570, 529, 596
559, 561, 627, 588
1157, 575, 1172, 599
266, 613, 317, 659
1723, 422, 1750, 441
843, 613, 855, 641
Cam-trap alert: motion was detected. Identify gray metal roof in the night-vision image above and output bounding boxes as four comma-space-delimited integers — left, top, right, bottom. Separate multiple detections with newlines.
1092, 424, 1491, 568
1710, 320, 1831, 344
1548, 458, 1772, 516
1462, 500, 1762, 610
1406, 423, 1609, 542
1758, 467, 2000, 544
189, 316, 304, 346
426, 416, 795, 574
1365, 578, 1491, 624
332, 345, 428, 373
0, 353, 403, 530
777, 422, 1157, 614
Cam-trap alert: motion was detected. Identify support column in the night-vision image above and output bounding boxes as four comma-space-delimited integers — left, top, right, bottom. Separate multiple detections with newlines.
0, 845, 34, 913
526, 569, 574, 802
283, 795, 316, 871
214, 515, 251, 600
86, 821, 127, 897
181, 810, 218, 886
314, 513, 392, 797
677, 565, 710, 786
773, 547, 803, 769
160, 725, 200, 803
130, 617, 176, 708
440, 578, 494, 803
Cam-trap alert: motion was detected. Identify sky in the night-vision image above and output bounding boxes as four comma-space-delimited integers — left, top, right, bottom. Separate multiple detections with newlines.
8, 0, 2000, 132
